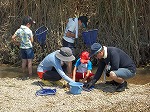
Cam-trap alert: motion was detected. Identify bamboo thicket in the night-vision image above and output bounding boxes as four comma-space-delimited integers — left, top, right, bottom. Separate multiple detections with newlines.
0, 0, 149, 66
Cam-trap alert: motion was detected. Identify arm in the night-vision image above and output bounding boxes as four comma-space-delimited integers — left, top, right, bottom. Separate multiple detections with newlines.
84, 61, 106, 88
93, 60, 106, 82
55, 65, 74, 83
66, 31, 76, 38
66, 31, 81, 38
30, 36, 34, 43
82, 70, 91, 82
82, 61, 92, 82
11, 34, 20, 46
72, 66, 77, 81
66, 61, 72, 78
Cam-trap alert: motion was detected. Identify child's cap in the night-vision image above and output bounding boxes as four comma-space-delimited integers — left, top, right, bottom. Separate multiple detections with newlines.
22, 16, 35, 25
80, 51, 90, 63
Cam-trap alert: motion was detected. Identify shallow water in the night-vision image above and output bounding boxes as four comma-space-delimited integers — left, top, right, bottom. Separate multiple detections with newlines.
0, 65, 150, 85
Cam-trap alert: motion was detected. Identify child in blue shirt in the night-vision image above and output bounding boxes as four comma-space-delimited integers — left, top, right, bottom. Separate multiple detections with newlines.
12, 16, 35, 78
72, 51, 94, 83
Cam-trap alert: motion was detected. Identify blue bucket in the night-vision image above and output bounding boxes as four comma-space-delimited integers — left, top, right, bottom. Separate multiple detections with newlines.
82, 29, 98, 47
35, 26, 48, 45
69, 82, 84, 95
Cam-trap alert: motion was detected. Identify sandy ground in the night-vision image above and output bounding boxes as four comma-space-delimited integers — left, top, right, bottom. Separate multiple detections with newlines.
0, 77, 149, 112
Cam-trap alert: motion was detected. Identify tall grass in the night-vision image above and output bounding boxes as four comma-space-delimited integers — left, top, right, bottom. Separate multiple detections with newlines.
0, 0, 149, 66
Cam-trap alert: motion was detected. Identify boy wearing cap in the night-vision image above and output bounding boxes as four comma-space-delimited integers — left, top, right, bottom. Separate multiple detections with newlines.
12, 16, 35, 78
62, 16, 88, 54
84, 43, 136, 92
37, 47, 75, 83
72, 51, 94, 83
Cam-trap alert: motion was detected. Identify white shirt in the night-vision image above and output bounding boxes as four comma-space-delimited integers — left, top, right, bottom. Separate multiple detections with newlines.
63, 18, 78, 43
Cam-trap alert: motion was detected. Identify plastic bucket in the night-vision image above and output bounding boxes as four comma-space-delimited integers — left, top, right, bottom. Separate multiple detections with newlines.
69, 82, 84, 95
82, 29, 98, 47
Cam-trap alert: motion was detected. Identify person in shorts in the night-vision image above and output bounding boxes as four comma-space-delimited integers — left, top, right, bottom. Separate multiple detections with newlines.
12, 16, 35, 77
84, 43, 136, 92
72, 51, 94, 83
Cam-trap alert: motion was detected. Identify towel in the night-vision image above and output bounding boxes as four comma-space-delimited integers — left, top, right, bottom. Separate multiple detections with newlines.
75, 18, 78, 39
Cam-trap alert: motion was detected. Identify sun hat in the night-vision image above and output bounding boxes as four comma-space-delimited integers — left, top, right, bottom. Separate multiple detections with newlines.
22, 16, 35, 25
56, 47, 75, 61
80, 51, 90, 63
89, 43, 102, 57
78, 16, 88, 28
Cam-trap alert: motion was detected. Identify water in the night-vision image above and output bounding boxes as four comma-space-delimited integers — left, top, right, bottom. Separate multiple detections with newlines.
0, 65, 150, 85
0, 65, 37, 78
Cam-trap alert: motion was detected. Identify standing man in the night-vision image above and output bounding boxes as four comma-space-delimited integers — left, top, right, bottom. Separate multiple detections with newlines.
62, 16, 88, 54
12, 16, 35, 78
84, 43, 136, 92
62, 16, 88, 77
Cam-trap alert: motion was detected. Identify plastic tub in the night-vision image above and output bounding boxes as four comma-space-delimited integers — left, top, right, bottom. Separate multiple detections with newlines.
69, 82, 84, 95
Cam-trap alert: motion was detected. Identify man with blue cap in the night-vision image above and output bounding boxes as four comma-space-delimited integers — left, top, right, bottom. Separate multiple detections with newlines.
84, 43, 136, 92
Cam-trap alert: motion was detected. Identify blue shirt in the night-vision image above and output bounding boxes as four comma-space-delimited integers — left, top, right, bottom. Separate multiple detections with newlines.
37, 50, 74, 83
74, 58, 92, 73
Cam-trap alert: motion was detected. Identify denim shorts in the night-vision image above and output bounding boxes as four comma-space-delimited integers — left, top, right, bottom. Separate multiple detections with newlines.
113, 68, 136, 79
20, 48, 34, 59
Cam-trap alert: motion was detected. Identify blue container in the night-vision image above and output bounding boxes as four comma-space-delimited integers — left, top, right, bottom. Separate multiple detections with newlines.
82, 29, 98, 47
35, 26, 48, 45
69, 82, 84, 95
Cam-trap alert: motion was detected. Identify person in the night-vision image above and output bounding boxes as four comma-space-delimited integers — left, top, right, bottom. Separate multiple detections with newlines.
62, 16, 88, 54
12, 16, 35, 77
37, 47, 75, 83
84, 43, 136, 92
72, 51, 94, 83
62, 16, 88, 80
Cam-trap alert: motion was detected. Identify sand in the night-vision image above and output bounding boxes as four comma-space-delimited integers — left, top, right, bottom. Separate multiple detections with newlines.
0, 77, 149, 112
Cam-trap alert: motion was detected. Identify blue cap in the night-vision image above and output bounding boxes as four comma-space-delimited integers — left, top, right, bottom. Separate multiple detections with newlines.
89, 43, 102, 57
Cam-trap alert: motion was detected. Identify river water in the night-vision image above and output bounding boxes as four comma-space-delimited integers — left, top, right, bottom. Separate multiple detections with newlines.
0, 65, 150, 85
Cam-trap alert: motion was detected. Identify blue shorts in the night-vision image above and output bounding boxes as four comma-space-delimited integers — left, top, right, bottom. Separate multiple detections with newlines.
20, 48, 34, 59
113, 68, 136, 79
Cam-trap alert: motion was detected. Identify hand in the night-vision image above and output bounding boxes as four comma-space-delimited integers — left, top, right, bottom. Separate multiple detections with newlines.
83, 79, 96, 89
106, 70, 110, 77
81, 79, 86, 83
14, 41, 20, 46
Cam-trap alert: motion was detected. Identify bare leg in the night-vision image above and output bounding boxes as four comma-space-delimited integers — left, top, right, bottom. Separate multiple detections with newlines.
22, 59, 27, 73
109, 71, 124, 83
27, 59, 32, 76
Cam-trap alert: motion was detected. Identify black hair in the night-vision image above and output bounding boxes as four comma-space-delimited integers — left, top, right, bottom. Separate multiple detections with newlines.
22, 16, 34, 25
78, 16, 88, 22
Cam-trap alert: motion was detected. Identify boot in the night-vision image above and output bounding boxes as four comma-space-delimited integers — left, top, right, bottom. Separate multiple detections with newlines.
116, 81, 127, 92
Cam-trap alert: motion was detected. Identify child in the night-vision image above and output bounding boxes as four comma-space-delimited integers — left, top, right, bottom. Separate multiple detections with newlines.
12, 16, 35, 78
72, 51, 94, 83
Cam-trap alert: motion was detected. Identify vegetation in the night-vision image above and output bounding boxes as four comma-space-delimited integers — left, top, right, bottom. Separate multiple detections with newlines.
0, 0, 149, 67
